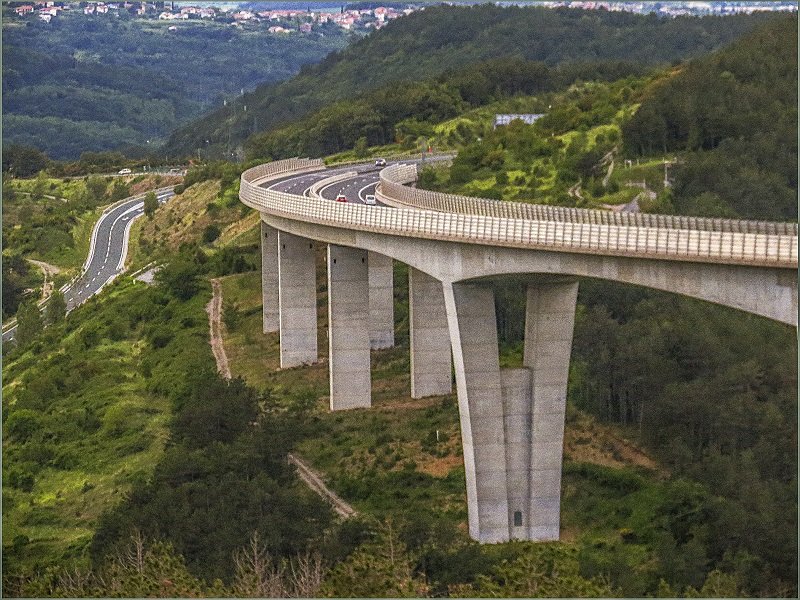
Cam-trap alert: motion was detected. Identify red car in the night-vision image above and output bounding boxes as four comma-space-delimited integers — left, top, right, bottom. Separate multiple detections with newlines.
335, 194, 347, 203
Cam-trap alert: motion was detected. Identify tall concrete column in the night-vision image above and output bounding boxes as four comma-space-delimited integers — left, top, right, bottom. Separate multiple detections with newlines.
522, 280, 579, 541
443, 281, 510, 543
278, 231, 317, 368
368, 252, 394, 350
328, 244, 371, 410
501, 367, 535, 540
261, 221, 279, 333
409, 268, 452, 398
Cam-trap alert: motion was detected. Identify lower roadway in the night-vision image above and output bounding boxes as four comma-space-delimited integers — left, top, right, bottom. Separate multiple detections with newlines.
2, 189, 174, 344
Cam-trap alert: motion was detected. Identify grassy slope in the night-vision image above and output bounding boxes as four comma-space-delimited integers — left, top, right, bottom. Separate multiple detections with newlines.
2, 179, 227, 571
127, 179, 245, 270
2, 280, 210, 570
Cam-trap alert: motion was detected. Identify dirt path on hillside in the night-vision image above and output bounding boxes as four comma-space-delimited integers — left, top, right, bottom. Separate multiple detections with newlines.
207, 278, 232, 379
288, 453, 357, 519
28, 259, 62, 302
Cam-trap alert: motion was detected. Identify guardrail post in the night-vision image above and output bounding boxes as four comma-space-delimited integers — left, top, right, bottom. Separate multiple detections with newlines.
278, 231, 318, 368
368, 252, 395, 350
262, 221, 280, 333
409, 268, 452, 399
328, 244, 371, 410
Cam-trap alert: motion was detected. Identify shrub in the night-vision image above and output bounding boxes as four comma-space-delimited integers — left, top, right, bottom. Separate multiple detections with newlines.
202, 224, 221, 244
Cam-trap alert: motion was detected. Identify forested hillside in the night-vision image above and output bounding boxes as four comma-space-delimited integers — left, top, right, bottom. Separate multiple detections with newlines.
245, 59, 649, 160
2, 12, 347, 159
623, 15, 797, 219
164, 5, 777, 158
403, 15, 798, 595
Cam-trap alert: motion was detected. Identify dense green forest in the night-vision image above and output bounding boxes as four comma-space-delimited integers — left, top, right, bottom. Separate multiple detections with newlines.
2, 11, 347, 159
164, 5, 776, 158
622, 15, 797, 219
245, 58, 649, 160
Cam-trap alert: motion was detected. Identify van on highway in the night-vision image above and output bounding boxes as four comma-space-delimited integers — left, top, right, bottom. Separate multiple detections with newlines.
364, 194, 377, 205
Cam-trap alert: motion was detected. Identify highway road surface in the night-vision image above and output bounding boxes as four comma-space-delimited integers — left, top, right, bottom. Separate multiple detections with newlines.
2, 188, 174, 344
266, 155, 450, 203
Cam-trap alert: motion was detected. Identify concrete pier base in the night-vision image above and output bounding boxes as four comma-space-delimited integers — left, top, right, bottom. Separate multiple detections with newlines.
278, 231, 317, 368
409, 268, 452, 399
368, 252, 394, 350
328, 244, 371, 410
522, 280, 579, 540
261, 221, 279, 333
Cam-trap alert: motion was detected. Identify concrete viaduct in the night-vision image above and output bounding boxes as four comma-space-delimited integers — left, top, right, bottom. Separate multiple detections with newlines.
241, 157, 798, 544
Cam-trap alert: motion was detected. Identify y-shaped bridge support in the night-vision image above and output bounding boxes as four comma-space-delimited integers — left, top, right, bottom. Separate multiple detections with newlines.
442, 279, 578, 542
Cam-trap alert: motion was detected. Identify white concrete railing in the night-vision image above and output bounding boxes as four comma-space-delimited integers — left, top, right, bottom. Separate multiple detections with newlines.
378, 163, 798, 236
248, 157, 326, 186
241, 159, 798, 269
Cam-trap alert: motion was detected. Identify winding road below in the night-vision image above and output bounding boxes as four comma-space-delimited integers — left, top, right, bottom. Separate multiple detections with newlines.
3, 187, 175, 344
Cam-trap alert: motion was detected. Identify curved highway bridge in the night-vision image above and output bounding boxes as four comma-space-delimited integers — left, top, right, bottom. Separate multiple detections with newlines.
241, 157, 797, 544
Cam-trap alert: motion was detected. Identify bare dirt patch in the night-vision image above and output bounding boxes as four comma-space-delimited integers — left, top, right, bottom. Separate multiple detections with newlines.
565, 411, 662, 473
207, 278, 231, 380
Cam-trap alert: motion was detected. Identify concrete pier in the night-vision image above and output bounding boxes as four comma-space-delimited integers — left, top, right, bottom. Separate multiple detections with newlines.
409, 268, 452, 399
261, 221, 279, 333
501, 367, 534, 540
368, 252, 394, 350
327, 244, 371, 410
523, 280, 578, 540
443, 281, 510, 543
278, 231, 317, 368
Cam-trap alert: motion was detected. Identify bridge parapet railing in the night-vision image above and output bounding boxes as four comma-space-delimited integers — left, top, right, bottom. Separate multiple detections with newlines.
378, 164, 798, 236
247, 157, 325, 186
242, 162, 797, 269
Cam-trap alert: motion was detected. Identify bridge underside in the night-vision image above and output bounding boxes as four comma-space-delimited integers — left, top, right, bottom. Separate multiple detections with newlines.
258, 214, 797, 544
262, 214, 798, 326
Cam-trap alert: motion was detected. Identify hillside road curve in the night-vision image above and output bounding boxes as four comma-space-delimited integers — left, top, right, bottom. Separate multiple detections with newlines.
2, 188, 174, 344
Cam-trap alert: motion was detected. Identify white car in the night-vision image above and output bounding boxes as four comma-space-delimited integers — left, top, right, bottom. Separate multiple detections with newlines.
375, 158, 387, 167
364, 194, 377, 205
118, 168, 132, 175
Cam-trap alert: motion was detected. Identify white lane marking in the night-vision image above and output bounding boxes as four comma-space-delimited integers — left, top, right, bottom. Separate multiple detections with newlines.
357, 180, 378, 202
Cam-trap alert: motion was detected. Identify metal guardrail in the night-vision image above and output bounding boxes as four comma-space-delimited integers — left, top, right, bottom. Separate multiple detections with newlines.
240, 159, 798, 269
378, 163, 798, 236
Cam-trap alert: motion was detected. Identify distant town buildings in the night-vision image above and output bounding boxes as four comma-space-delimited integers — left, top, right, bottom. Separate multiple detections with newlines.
8, 1, 797, 28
